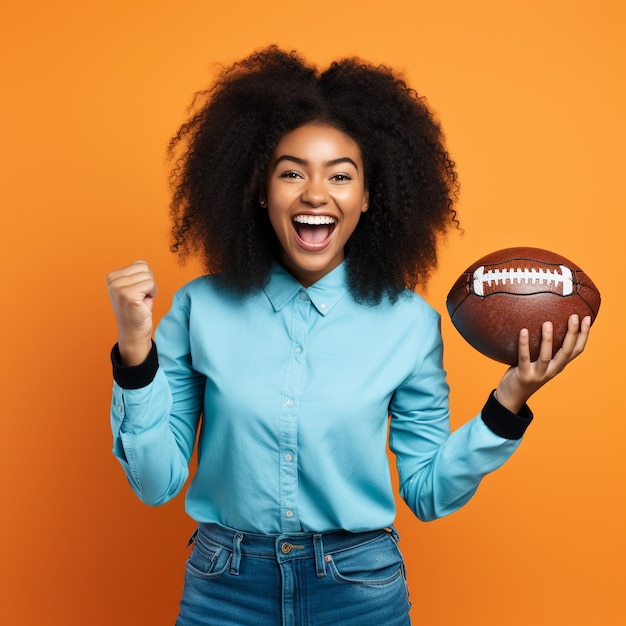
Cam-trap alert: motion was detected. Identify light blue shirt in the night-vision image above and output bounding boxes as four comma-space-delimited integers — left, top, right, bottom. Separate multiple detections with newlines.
111, 263, 529, 534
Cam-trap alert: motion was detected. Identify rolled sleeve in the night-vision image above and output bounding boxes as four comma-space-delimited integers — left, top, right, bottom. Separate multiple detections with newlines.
481, 391, 533, 440
111, 341, 159, 389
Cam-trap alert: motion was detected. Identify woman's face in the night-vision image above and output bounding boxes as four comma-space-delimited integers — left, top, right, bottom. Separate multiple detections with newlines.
264, 123, 369, 287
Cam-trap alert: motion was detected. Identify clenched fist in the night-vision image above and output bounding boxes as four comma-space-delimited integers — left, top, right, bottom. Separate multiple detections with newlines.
106, 261, 158, 366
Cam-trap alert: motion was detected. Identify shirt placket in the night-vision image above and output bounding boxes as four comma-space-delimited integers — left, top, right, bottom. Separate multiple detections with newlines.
278, 289, 310, 533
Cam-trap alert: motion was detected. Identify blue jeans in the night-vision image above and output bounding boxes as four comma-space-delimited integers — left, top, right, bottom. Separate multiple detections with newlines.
176, 523, 412, 625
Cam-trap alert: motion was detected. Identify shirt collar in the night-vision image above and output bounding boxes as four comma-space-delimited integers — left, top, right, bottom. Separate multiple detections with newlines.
264, 263, 350, 316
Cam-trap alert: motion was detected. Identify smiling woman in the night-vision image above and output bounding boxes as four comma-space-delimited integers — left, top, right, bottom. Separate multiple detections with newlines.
105, 45, 592, 625
165, 46, 459, 304
265, 123, 369, 286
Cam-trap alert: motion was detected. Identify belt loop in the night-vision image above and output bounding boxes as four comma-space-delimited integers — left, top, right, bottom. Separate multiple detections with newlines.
230, 532, 243, 575
313, 534, 326, 577
389, 526, 400, 543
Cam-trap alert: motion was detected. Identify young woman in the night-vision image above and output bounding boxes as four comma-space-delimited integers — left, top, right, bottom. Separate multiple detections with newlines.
107, 46, 590, 625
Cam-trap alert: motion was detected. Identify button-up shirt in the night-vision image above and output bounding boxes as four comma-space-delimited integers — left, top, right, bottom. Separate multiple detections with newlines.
110, 263, 531, 533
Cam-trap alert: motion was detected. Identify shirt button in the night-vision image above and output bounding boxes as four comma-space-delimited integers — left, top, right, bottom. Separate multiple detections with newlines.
299, 292, 308, 300
286, 510, 294, 517
286, 399, 294, 407
285, 454, 293, 462
320, 303, 327, 310
295, 346, 302, 354
118, 405, 123, 414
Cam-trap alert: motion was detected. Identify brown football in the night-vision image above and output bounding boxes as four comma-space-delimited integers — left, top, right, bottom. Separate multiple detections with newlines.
446, 247, 601, 365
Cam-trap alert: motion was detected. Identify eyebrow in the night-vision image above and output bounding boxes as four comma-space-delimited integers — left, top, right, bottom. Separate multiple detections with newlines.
273, 155, 360, 170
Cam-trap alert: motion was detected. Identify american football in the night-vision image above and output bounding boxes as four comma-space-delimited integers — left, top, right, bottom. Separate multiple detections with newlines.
446, 247, 601, 365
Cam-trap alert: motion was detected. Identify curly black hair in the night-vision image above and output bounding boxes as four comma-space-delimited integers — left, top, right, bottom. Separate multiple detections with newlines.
168, 45, 459, 303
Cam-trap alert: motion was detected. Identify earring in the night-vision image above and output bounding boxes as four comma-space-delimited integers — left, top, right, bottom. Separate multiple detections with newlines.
259, 199, 266, 208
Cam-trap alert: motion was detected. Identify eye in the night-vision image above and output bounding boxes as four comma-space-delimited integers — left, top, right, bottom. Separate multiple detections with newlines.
279, 170, 303, 180
330, 173, 352, 183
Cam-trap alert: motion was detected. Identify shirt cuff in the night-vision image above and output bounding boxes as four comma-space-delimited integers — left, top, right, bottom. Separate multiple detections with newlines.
111, 341, 159, 389
481, 390, 533, 440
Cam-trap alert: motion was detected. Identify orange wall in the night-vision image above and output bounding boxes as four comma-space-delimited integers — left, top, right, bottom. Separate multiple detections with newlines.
1, 1, 624, 624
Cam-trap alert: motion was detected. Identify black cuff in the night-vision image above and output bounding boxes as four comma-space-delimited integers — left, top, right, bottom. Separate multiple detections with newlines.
111, 341, 159, 389
481, 390, 533, 440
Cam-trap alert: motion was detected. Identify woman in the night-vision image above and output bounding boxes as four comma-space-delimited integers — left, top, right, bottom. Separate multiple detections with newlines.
107, 46, 590, 625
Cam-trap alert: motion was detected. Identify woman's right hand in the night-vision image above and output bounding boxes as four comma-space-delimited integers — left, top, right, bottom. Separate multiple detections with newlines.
106, 260, 158, 366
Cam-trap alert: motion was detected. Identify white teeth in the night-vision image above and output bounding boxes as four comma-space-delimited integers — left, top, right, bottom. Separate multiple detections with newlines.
293, 215, 336, 225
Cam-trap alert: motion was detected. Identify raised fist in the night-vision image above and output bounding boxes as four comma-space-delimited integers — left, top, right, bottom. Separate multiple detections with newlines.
106, 260, 157, 366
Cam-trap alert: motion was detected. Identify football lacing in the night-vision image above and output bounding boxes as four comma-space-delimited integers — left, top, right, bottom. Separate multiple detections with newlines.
472, 264, 573, 297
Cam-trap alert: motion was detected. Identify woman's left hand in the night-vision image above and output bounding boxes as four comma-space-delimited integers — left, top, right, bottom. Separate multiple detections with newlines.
494, 314, 592, 414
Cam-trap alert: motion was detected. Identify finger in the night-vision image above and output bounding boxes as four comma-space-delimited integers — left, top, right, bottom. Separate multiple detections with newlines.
106, 260, 151, 282
565, 314, 591, 359
108, 276, 157, 304
550, 314, 591, 373
129, 260, 156, 293
107, 262, 157, 298
557, 314, 581, 359
537, 321, 554, 368
516, 328, 531, 370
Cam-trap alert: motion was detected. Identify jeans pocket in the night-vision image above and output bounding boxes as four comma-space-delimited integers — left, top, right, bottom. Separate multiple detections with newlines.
326, 535, 404, 586
185, 532, 232, 580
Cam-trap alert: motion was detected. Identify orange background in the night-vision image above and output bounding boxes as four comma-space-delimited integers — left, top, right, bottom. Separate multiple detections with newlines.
1, 1, 624, 624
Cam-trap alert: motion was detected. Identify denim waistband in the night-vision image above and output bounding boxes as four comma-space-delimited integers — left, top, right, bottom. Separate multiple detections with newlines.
195, 522, 397, 565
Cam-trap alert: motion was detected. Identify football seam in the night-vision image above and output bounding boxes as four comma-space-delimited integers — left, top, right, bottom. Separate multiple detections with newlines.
575, 293, 600, 319
469, 290, 576, 299
576, 277, 601, 295
446, 285, 472, 319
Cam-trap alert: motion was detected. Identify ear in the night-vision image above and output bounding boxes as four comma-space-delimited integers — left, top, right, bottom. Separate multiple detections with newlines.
362, 191, 370, 213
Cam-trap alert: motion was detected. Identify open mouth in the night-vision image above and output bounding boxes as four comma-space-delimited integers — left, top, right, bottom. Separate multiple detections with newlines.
292, 214, 337, 249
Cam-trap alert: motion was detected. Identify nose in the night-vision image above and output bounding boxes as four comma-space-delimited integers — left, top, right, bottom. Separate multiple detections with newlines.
301, 178, 328, 206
